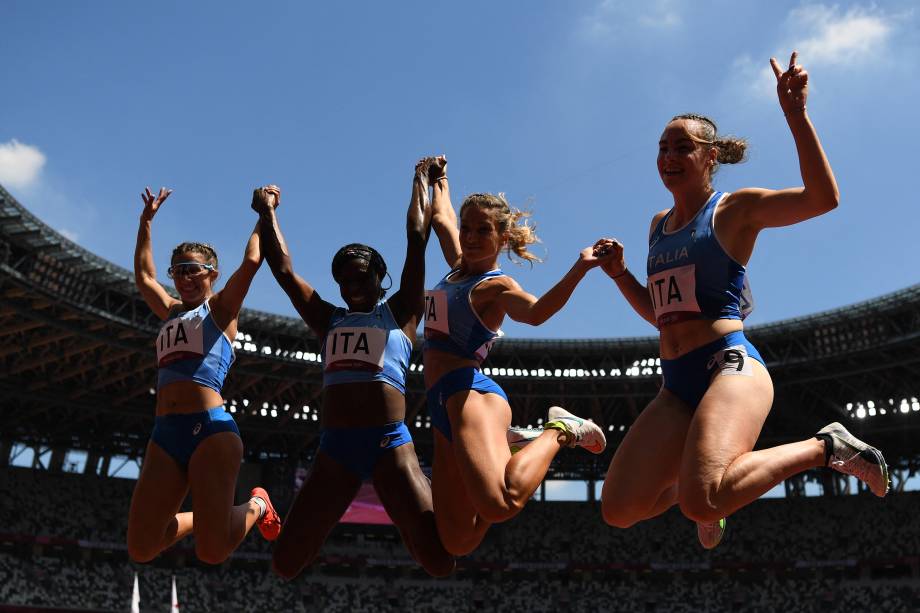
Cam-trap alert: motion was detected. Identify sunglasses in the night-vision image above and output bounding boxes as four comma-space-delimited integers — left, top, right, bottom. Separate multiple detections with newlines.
167, 262, 216, 279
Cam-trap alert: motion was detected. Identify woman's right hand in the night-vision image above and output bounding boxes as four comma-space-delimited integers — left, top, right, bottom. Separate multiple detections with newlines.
592, 238, 626, 278
414, 158, 432, 188
251, 185, 281, 215
141, 187, 172, 219
427, 155, 447, 183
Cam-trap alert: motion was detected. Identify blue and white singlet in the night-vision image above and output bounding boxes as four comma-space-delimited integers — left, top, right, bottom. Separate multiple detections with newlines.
156, 300, 235, 393
322, 301, 412, 394
647, 191, 754, 327
423, 268, 504, 362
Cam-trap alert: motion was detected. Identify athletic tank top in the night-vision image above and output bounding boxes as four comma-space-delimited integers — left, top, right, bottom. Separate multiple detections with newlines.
156, 300, 235, 393
646, 191, 754, 328
423, 268, 505, 362
322, 301, 412, 394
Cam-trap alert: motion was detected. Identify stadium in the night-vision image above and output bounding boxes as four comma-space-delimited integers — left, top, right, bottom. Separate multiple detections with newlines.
2, 173, 919, 613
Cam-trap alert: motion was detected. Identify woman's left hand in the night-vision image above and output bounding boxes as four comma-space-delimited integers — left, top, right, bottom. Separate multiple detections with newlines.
577, 239, 621, 271
770, 51, 808, 116
251, 185, 281, 215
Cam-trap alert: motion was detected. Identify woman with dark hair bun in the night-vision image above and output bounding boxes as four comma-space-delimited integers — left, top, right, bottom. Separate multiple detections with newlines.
128, 185, 282, 566
256, 159, 454, 579
597, 52, 888, 549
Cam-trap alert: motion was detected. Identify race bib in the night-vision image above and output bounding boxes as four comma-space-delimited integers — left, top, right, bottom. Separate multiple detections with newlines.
156, 315, 205, 367
706, 344, 753, 377
324, 326, 387, 372
647, 264, 701, 323
424, 289, 450, 338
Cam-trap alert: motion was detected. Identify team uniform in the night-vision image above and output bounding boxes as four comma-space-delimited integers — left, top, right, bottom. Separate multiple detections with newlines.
647, 191, 762, 410
423, 268, 508, 441
318, 301, 414, 480
152, 299, 239, 467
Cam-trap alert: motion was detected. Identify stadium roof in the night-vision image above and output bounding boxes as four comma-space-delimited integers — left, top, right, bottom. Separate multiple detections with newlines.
2, 184, 918, 477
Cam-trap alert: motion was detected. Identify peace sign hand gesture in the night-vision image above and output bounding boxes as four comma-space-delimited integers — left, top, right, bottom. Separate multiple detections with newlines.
770, 51, 808, 116
141, 187, 172, 220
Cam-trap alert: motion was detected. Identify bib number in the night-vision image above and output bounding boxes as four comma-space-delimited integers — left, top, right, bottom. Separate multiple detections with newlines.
647, 264, 701, 324
424, 290, 450, 338
706, 345, 753, 378
156, 316, 205, 366
324, 326, 387, 372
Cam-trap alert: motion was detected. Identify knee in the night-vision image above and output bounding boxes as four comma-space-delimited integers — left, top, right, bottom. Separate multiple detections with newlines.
271, 547, 314, 581
405, 534, 456, 577
439, 532, 480, 557
678, 490, 722, 524
127, 533, 160, 564
272, 532, 321, 580
475, 489, 524, 524
418, 549, 456, 578
195, 542, 231, 566
601, 501, 639, 529
127, 543, 159, 564
272, 557, 305, 581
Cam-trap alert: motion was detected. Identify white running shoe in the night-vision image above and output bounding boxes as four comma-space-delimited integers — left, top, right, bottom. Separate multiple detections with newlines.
816, 422, 889, 497
697, 518, 726, 550
507, 427, 543, 454
545, 406, 606, 454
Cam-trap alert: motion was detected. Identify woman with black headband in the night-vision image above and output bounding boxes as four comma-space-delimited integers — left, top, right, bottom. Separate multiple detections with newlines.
255, 159, 454, 578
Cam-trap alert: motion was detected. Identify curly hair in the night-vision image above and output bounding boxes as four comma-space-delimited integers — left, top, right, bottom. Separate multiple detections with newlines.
171, 242, 218, 269
459, 193, 541, 265
672, 113, 748, 180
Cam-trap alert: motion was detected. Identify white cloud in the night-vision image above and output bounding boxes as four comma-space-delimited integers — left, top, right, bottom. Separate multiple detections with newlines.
0, 139, 46, 189
580, 0, 682, 42
791, 5, 893, 65
59, 228, 79, 242
735, 4, 905, 102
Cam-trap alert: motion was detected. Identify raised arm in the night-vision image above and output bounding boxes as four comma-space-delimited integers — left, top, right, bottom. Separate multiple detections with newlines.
210, 188, 272, 331
251, 187, 336, 337
593, 237, 656, 327
428, 156, 462, 268
134, 187, 180, 320
388, 158, 433, 333
726, 52, 839, 231
496, 245, 615, 326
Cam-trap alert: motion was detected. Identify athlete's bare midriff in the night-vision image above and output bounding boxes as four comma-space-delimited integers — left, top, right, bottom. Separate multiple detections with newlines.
658, 317, 744, 360
322, 381, 407, 428
156, 381, 225, 416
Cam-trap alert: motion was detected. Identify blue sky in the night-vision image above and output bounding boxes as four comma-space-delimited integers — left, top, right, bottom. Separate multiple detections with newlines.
2, 0, 917, 339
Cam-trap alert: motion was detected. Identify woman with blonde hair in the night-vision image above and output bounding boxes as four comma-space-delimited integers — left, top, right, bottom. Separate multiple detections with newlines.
425, 156, 611, 555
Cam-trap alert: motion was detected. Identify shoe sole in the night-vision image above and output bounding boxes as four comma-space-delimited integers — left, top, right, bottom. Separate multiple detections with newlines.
548, 406, 606, 454
820, 422, 889, 497
697, 518, 726, 550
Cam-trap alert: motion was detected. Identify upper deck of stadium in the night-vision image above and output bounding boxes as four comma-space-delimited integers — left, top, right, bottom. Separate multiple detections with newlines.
2, 183, 918, 478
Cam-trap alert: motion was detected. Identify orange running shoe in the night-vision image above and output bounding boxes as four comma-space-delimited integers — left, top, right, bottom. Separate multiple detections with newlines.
250, 487, 281, 541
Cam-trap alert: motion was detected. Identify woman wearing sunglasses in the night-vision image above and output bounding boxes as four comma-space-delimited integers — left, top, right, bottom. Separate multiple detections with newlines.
127, 186, 282, 565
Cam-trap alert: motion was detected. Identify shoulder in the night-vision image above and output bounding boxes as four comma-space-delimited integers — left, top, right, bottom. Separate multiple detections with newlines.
485, 274, 522, 293
649, 209, 670, 238
720, 188, 771, 208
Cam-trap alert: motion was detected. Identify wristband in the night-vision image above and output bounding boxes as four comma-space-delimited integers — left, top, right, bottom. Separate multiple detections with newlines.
783, 106, 806, 117
609, 268, 629, 280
